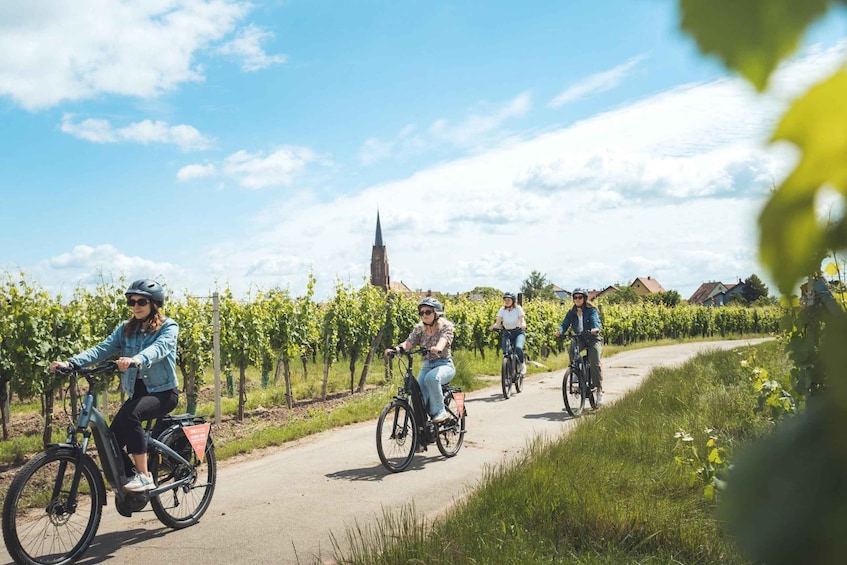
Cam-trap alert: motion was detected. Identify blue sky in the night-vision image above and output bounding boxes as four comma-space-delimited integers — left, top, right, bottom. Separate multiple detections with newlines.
1, 1, 845, 301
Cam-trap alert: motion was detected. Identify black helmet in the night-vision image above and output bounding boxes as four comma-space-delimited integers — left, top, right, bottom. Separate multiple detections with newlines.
572, 288, 588, 299
125, 279, 166, 306
503, 292, 516, 301
418, 297, 443, 314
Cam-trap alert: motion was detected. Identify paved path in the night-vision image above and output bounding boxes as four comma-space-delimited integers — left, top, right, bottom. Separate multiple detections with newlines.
1, 339, 768, 565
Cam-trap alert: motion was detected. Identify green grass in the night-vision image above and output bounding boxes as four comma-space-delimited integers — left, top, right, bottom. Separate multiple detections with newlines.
328, 340, 788, 564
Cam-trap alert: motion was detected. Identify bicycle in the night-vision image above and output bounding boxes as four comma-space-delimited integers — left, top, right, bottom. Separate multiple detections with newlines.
494, 328, 525, 399
376, 348, 467, 472
2, 361, 216, 565
561, 331, 599, 417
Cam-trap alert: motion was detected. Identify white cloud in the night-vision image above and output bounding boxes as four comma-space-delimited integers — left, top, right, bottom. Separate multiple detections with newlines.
61, 114, 213, 151
549, 55, 646, 107
40, 244, 183, 295
0, 1, 250, 110
358, 92, 531, 164
222, 147, 318, 189
216, 24, 287, 72
177, 163, 217, 181
193, 42, 845, 301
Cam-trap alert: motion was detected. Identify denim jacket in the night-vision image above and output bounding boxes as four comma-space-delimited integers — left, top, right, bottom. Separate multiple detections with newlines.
70, 318, 179, 398
558, 306, 601, 335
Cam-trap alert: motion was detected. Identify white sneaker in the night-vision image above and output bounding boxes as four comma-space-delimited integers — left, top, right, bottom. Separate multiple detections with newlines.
596, 391, 604, 406
519, 362, 526, 375
432, 411, 450, 423
124, 472, 155, 492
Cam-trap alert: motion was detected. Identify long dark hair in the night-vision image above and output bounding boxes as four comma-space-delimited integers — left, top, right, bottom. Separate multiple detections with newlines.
123, 303, 165, 336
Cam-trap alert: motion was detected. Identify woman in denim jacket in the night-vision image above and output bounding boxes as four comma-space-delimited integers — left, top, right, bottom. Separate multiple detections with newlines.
50, 279, 179, 492
555, 288, 604, 405
386, 297, 455, 425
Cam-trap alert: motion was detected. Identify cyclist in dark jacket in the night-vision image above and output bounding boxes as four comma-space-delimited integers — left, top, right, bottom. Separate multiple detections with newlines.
555, 288, 604, 405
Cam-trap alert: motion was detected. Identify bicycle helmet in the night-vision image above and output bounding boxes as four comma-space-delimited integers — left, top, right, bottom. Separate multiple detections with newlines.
503, 292, 516, 302
572, 288, 588, 299
125, 279, 166, 306
418, 297, 443, 314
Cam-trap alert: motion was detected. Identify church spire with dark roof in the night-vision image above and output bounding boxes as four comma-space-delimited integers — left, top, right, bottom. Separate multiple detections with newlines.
370, 211, 390, 291
374, 211, 384, 247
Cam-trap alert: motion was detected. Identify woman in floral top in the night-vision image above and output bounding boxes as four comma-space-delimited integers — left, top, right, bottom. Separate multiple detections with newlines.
386, 297, 455, 423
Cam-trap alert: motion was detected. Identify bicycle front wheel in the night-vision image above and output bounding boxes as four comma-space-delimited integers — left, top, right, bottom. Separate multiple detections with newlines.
2, 448, 104, 565
436, 393, 466, 457
376, 400, 417, 472
150, 433, 217, 529
501, 357, 513, 399
562, 367, 586, 417
514, 355, 524, 393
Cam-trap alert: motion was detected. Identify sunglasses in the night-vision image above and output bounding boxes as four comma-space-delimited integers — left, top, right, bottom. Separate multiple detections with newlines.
418, 309, 434, 316
127, 298, 151, 307
573, 296, 585, 300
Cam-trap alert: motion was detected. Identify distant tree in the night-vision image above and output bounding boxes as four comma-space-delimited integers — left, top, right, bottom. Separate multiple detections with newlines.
644, 290, 682, 308
603, 286, 640, 305
742, 274, 769, 303
520, 271, 557, 301
465, 286, 502, 300
726, 293, 747, 306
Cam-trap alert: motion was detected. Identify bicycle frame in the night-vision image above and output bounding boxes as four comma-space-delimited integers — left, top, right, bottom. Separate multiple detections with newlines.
567, 335, 592, 389
60, 367, 202, 513
393, 352, 431, 444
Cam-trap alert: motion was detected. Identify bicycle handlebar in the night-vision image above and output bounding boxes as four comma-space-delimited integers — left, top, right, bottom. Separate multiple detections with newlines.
55, 359, 139, 378
387, 347, 428, 358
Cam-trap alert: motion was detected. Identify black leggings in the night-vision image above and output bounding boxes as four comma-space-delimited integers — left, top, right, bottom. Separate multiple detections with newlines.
111, 379, 179, 457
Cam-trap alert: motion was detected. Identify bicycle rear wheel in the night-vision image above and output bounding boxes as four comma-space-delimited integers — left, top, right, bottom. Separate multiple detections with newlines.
562, 367, 586, 417
436, 393, 466, 457
501, 356, 513, 399
376, 400, 417, 472
2, 448, 104, 565
150, 431, 217, 529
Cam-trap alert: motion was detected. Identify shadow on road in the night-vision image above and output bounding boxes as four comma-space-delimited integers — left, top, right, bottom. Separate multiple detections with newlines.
524, 410, 574, 422
75, 525, 172, 564
465, 393, 508, 404
326, 455, 441, 481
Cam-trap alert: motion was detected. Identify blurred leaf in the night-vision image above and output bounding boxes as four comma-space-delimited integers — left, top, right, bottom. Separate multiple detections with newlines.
760, 71, 847, 294
721, 402, 847, 564
679, 0, 830, 90
824, 261, 839, 276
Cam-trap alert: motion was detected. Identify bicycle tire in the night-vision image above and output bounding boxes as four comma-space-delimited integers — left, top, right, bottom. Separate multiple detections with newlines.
150, 430, 217, 529
514, 354, 524, 393
436, 393, 466, 457
586, 363, 597, 410
2, 447, 104, 565
501, 356, 513, 399
376, 400, 417, 472
562, 367, 586, 417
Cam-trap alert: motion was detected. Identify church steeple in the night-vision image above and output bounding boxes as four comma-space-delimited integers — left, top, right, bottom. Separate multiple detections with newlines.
374, 212, 384, 247
370, 211, 390, 291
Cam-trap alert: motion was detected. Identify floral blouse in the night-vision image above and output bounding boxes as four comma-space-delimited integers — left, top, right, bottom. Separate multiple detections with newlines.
406, 318, 454, 361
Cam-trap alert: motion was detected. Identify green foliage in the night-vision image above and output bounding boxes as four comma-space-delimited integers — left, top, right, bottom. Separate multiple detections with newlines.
680, 3, 847, 563
599, 285, 639, 304
673, 428, 730, 502
520, 270, 557, 301
742, 274, 769, 303
679, 0, 830, 91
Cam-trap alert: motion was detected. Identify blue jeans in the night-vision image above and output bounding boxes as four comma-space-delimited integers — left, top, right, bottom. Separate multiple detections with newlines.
501, 329, 526, 364
417, 358, 456, 417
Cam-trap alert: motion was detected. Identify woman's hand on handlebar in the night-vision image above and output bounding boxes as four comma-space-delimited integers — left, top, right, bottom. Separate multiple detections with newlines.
49, 361, 68, 374
116, 357, 139, 371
